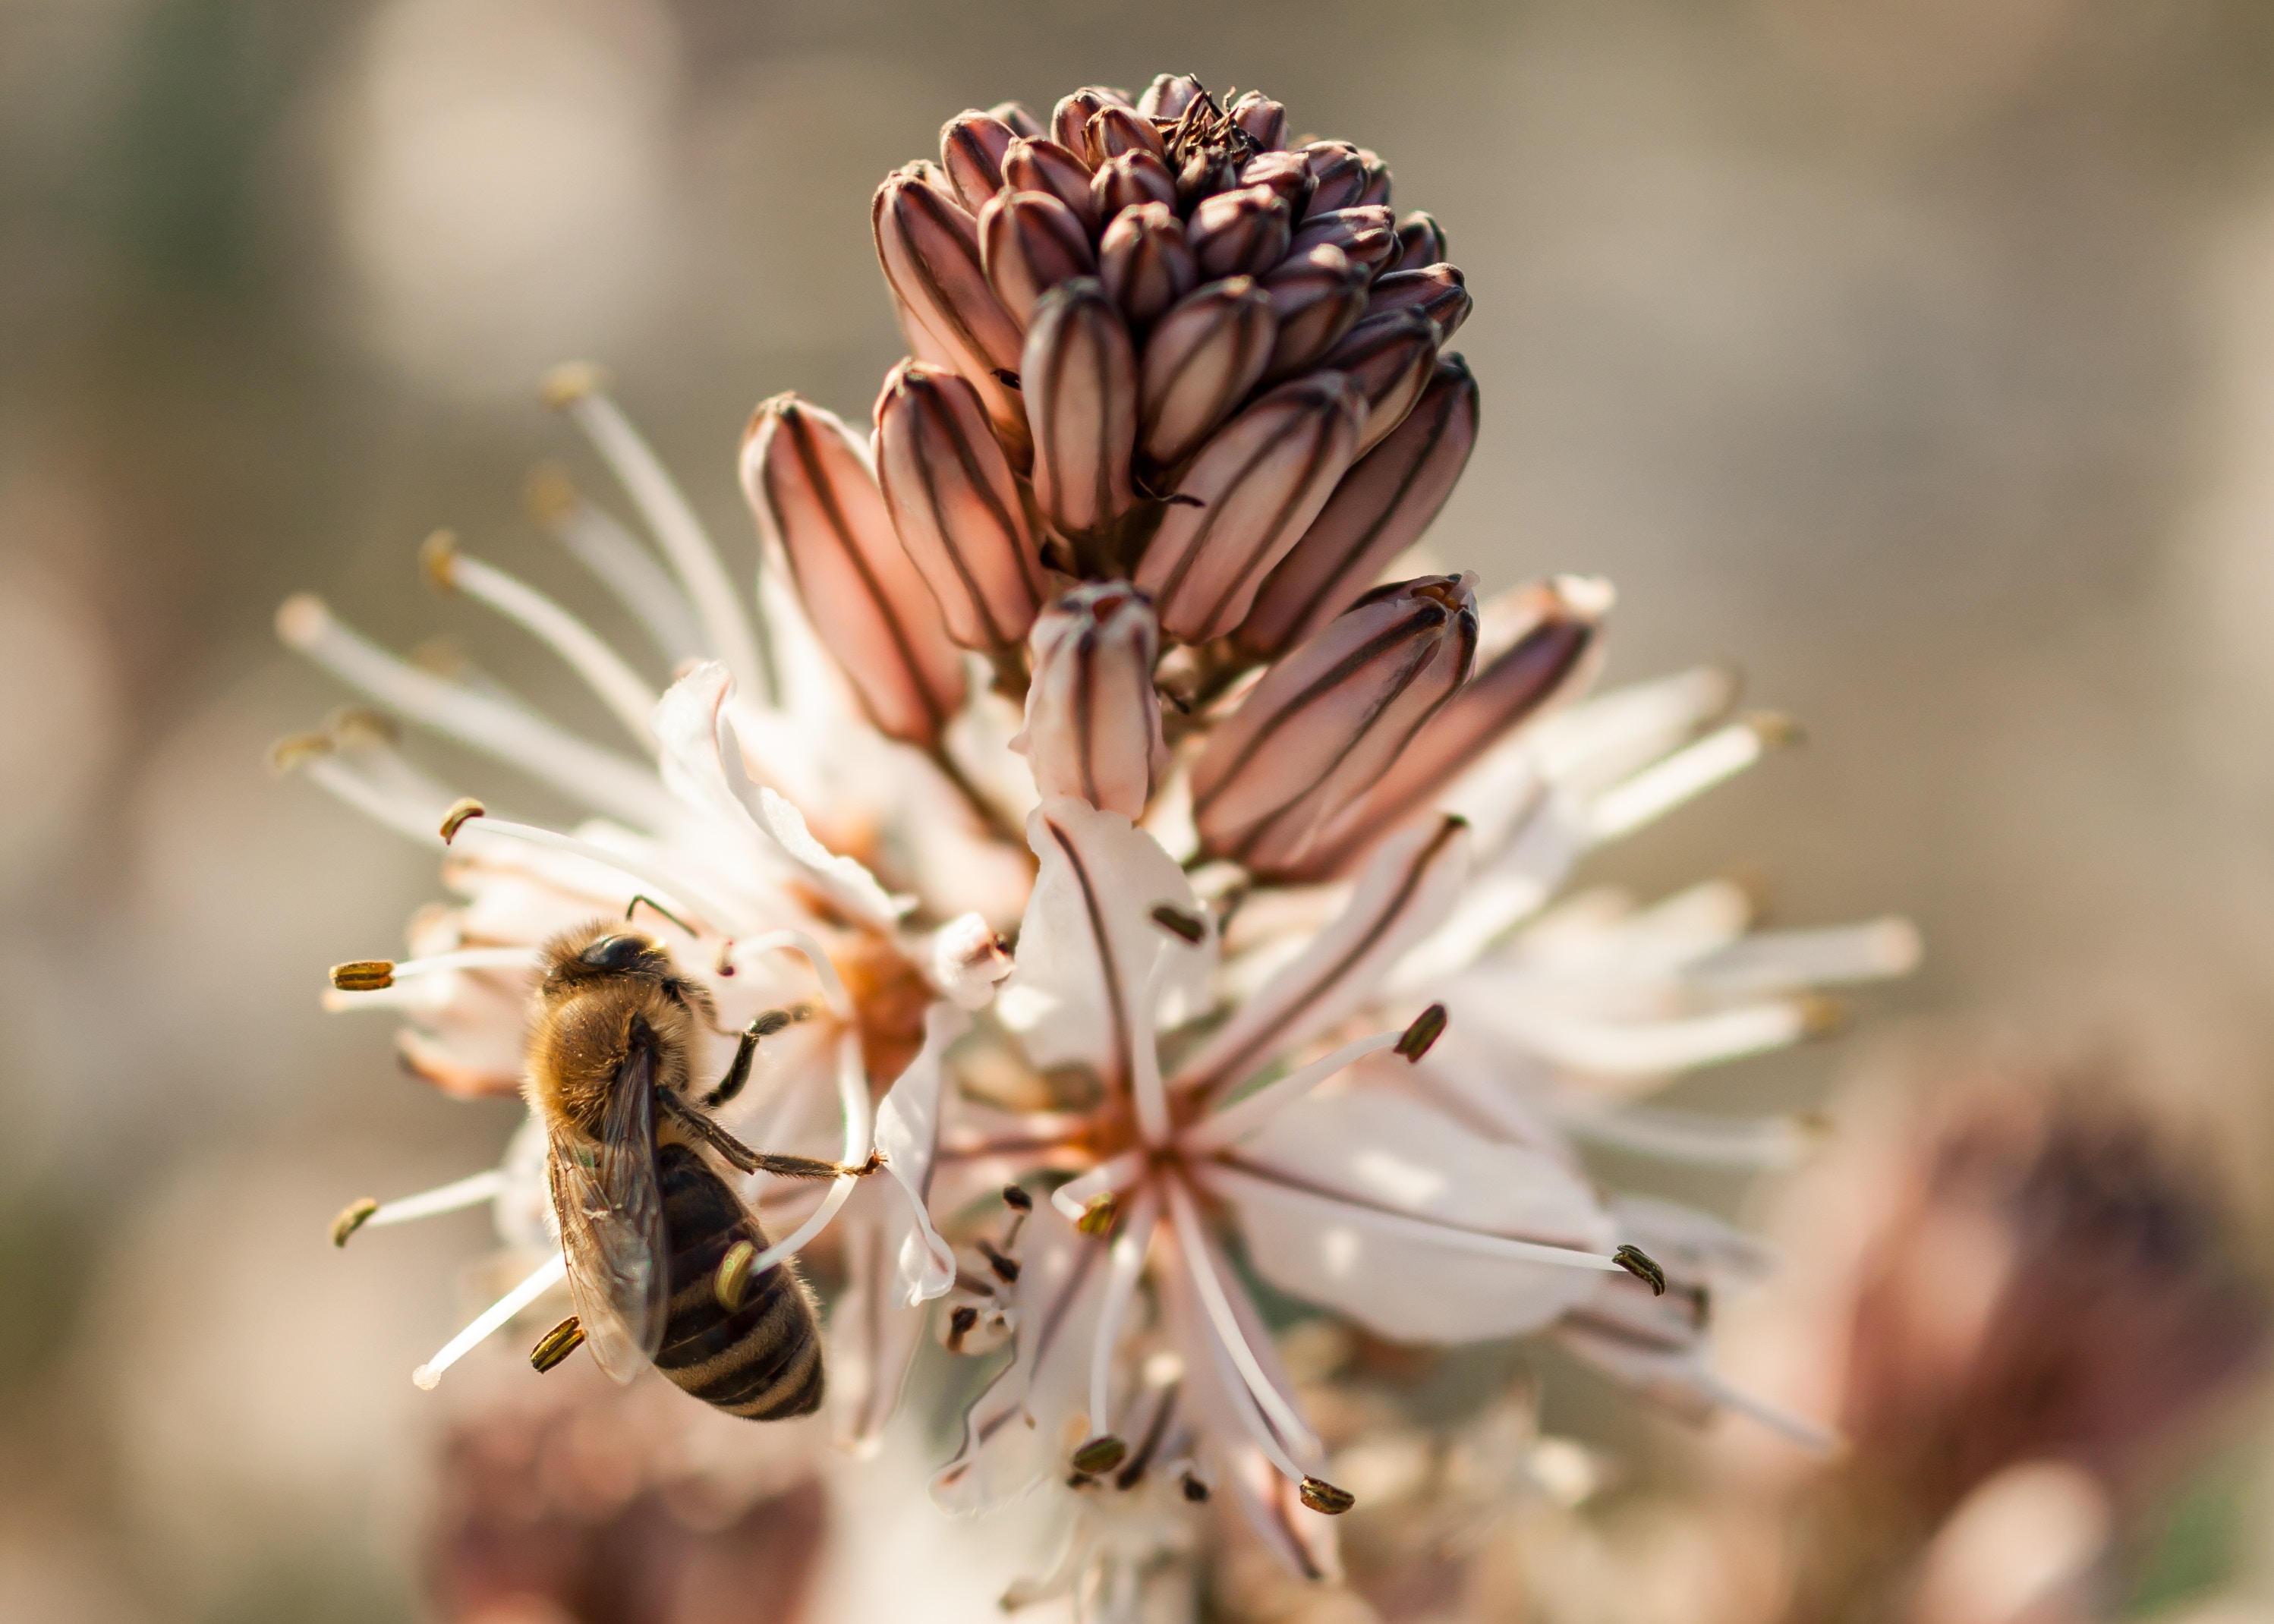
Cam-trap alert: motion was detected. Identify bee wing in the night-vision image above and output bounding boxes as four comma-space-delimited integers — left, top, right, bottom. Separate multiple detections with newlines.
545, 1041, 669, 1383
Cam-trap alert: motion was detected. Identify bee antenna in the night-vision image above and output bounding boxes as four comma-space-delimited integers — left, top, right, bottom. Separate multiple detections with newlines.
625, 894, 698, 936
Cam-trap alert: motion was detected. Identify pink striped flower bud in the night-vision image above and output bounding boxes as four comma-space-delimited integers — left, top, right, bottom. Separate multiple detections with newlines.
1187, 186, 1293, 280
1050, 87, 1127, 163
742, 394, 968, 747
1098, 203, 1197, 328
1235, 354, 1479, 660
1365, 263, 1469, 341
1175, 147, 1243, 212
1092, 149, 1179, 221
1230, 91, 1287, 151
1392, 210, 1448, 274
988, 100, 1044, 140
1191, 573, 1479, 876
940, 110, 1019, 213
1261, 243, 1369, 379
1139, 277, 1277, 468
1003, 137, 1101, 230
1302, 143, 1368, 217
1356, 149, 1394, 208
1133, 371, 1367, 644
1138, 73, 1205, 120
1239, 149, 1317, 217
1321, 309, 1438, 455
1012, 583, 1169, 817
872, 172, 1028, 457
1290, 206, 1399, 278
1085, 103, 1164, 166
1296, 576, 1611, 878
873, 360, 1047, 652
1024, 279, 1139, 541
978, 190, 1098, 324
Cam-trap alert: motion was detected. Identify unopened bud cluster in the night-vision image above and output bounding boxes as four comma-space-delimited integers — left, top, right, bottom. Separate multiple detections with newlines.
742, 73, 1587, 877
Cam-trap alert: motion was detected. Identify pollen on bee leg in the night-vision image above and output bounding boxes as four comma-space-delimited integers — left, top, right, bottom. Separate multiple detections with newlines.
716, 1238, 758, 1311
529, 1316, 584, 1374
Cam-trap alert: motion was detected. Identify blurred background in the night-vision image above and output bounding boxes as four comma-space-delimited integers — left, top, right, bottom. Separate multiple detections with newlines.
8, 0, 2274, 1619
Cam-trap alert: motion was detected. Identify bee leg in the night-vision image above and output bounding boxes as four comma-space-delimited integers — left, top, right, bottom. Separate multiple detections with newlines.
657, 1090, 886, 1178
700, 1010, 796, 1107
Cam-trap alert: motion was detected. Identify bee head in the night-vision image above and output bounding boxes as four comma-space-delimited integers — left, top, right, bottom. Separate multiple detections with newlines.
568, 930, 672, 978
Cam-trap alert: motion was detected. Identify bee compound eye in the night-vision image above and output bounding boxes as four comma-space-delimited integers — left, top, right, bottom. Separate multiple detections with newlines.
580, 933, 655, 971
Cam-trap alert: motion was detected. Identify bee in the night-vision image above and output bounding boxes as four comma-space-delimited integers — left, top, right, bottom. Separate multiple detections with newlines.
524, 916, 878, 1418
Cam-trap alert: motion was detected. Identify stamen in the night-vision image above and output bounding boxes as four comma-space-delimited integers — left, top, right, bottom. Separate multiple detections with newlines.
1587, 716, 1791, 843
1164, 1180, 1321, 1464
295, 756, 449, 848
1472, 1000, 1824, 1076
716, 1239, 758, 1310
1077, 1195, 1119, 1236
439, 798, 487, 842
1115, 1382, 1180, 1490
544, 368, 769, 698
529, 1316, 584, 1374
1070, 1435, 1128, 1475
946, 1304, 981, 1352
735, 1030, 872, 1276
328, 948, 537, 994
1197, 1163, 1624, 1276
1394, 1002, 1448, 1059
1613, 1245, 1668, 1295
331, 961, 394, 992
420, 530, 661, 749
1087, 1190, 1158, 1460
1001, 1184, 1034, 1212
975, 1238, 1021, 1283
1150, 905, 1208, 944
716, 930, 854, 1021
335, 1170, 509, 1246
528, 462, 707, 665
412, 1251, 568, 1390
1049, 1149, 1148, 1226
1298, 1477, 1356, 1515
1553, 1101, 1825, 1169
1179, 1031, 1403, 1154
446, 816, 740, 938
275, 595, 675, 829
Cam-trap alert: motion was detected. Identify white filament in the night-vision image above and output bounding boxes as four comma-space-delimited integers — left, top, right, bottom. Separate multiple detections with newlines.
447, 817, 741, 938
1164, 1179, 1321, 1463
1690, 918, 1923, 995
1476, 1001, 1810, 1077
367, 1169, 508, 1228
389, 948, 542, 977
1087, 1189, 1159, 1450
1198, 1163, 1623, 1274
301, 757, 449, 848
1129, 955, 1173, 1147
1179, 1031, 1401, 1154
564, 391, 767, 696
411, 1251, 567, 1390
1587, 722, 1768, 844
1554, 1103, 1819, 1169
547, 492, 707, 665
277, 596, 673, 829
739, 1029, 872, 1276
446, 549, 660, 748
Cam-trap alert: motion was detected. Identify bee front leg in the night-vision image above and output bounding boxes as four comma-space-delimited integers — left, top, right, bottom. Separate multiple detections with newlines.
701, 1009, 795, 1107
656, 1090, 884, 1179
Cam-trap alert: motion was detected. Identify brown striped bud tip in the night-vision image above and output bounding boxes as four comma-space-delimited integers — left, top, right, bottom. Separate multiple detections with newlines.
743, 393, 968, 746
1392, 210, 1448, 274
989, 100, 1044, 139
1022, 280, 1139, 543
978, 189, 1098, 324
1138, 74, 1205, 121
1091, 148, 1179, 222
1098, 203, 1196, 328
1187, 185, 1291, 280
875, 360, 1046, 651
1086, 104, 1163, 167
1260, 244, 1370, 379
1228, 91, 1286, 150
1322, 308, 1440, 456
873, 170, 1026, 426
1365, 263, 1471, 342
940, 109, 1019, 213
1134, 372, 1368, 644
1290, 205, 1399, 276
1192, 574, 1478, 873
330, 1198, 380, 1248
1139, 277, 1277, 468
1051, 87, 1128, 162
1016, 582, 1167, 818
1004, 137, 1102, 230
330, 960, 395, 992
1235, 353, 1479, 661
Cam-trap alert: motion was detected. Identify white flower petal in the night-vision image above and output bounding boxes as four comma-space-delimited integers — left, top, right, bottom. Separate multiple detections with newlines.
873, 1003, 971, 1304
1214, 1091, 1615, 1341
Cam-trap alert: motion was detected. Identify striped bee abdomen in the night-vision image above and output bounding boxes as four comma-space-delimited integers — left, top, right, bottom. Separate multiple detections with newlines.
651, 1141, 824, 1419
